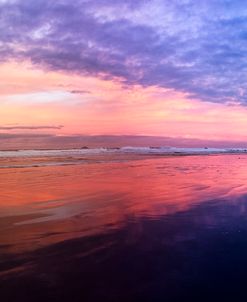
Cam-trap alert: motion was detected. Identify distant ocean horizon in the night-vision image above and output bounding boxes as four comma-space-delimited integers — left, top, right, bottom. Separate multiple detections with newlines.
1, 134, 247, 151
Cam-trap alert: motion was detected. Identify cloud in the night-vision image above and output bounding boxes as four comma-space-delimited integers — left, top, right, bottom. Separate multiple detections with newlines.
0, 133, 54, 139
69, 90, 91, 95
1, 0, 247, 104
0, 125, 64, 130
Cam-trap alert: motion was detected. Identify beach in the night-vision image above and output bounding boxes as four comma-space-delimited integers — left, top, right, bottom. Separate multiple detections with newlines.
2, 0, 247, 300
1, 153, 247, 301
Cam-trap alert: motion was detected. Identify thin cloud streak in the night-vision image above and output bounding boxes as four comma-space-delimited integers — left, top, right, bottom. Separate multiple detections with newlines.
0, 125, 64, 130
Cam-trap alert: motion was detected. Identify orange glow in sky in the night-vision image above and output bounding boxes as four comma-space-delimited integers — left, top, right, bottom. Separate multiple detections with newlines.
2, 61, 247, 143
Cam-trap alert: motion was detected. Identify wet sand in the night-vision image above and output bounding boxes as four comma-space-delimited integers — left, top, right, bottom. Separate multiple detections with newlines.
1, 154, 247, 301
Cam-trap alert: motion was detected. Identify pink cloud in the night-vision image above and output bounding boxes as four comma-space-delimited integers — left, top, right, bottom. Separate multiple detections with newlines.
2, 61, 247, 143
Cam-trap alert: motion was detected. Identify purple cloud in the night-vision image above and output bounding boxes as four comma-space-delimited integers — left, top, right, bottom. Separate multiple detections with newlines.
1, 0, 247, 104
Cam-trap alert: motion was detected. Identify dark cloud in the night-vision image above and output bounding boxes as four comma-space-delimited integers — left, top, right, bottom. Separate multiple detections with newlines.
1, 0, 247, 104
0, 125, 64, 130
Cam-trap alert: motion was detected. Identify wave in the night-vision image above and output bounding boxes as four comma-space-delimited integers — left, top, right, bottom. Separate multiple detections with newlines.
0, 148, 108, 158
0, 147, 247, 169
0, 146, 247, 158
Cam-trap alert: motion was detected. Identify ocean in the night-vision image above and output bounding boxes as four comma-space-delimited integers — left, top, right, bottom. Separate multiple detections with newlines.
1, 151, 247, 301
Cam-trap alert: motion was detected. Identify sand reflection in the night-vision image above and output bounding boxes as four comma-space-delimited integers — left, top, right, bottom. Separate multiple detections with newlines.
1, 154, 247, 254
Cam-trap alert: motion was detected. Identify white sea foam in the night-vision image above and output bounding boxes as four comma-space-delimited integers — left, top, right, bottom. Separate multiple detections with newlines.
0, 146, 247, 158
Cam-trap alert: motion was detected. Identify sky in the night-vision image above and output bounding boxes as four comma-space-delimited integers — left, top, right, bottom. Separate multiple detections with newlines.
1, 0, 247, 145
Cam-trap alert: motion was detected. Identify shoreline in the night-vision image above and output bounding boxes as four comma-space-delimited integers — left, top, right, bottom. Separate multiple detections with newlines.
0, 152, 247, 170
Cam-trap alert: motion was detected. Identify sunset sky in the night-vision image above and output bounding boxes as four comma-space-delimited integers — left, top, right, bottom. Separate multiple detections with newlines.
1, 0, 247, 145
